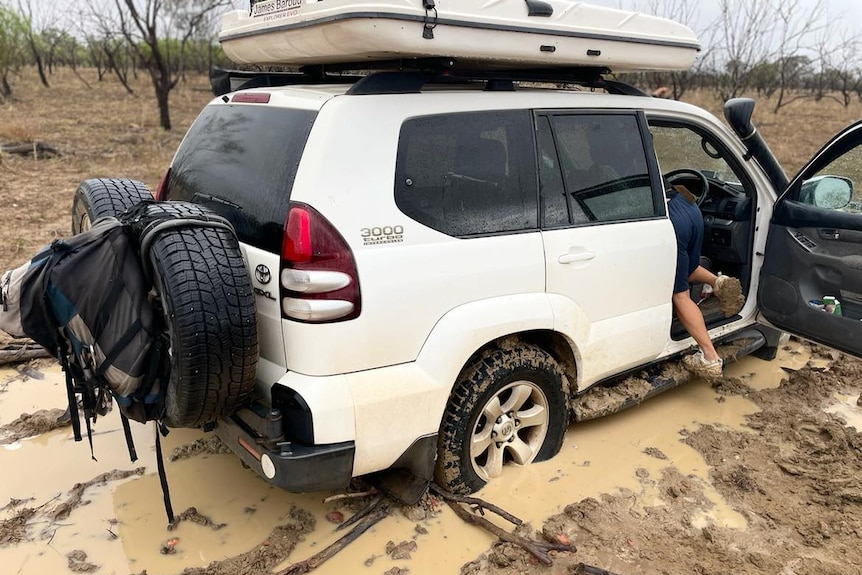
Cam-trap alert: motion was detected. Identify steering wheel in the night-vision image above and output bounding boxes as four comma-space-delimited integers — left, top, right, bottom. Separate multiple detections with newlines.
664, 169, 709, 206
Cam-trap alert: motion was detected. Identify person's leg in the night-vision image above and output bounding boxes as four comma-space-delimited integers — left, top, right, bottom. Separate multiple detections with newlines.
688, 265, 716, 287
672, 291, 720, 361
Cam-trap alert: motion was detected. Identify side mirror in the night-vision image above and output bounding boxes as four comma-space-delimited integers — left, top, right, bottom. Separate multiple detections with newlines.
799, 175, 853, 210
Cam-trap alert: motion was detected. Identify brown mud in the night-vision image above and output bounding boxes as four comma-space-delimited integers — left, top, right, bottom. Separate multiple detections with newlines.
0, 407, 68, 444
464, 344, 862, 575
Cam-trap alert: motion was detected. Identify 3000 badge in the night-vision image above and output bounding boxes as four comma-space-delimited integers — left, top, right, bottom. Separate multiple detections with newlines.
361, 225, 404, 246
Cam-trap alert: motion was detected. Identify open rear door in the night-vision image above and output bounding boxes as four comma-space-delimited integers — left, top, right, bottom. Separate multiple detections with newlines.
759, 120, 862, 357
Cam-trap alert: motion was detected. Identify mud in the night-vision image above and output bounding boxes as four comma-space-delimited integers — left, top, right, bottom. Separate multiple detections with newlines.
1, 340, 861, 575
67, 549, 99, 572
465, 344, 862, 575
571, 376, 652, 420
175, 506, 315, 575
50, 468, 146, 522
573, 338, 757, 421
714, 275, 745, 317
169, 436, 230, 462
0, 407, 68, 444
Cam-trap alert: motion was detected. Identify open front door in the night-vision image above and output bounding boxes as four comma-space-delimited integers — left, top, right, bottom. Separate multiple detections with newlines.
759, 120, 862, 357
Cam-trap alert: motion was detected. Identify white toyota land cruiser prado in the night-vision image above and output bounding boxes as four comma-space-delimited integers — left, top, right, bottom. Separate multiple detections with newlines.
73, 1, 862, 501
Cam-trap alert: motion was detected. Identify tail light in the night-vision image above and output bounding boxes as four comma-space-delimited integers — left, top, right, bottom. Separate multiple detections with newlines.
155, 168, 171, 201
280, 202, 361, 323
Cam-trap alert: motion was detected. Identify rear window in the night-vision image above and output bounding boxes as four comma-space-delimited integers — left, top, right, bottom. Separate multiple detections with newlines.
164, 104, 317, 253
394, 110, 538, 237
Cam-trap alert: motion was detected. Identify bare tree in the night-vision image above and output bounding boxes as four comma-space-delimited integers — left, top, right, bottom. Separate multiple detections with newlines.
0, 5, 27, 101
811, 24, 861, 108
629, 0, 716, 100
17, 0, 47, 87
112, 0, 230, 130
706, 0, 777, 101
768, 0, 825, 113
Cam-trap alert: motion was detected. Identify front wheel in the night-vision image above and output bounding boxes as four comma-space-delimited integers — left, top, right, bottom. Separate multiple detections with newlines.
435, 344, 569, 494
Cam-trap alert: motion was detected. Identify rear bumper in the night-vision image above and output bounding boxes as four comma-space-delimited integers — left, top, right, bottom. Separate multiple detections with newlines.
214, 405, 354, 492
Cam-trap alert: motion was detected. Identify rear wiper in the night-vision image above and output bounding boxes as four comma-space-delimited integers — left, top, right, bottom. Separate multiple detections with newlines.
193, 192, 243, 210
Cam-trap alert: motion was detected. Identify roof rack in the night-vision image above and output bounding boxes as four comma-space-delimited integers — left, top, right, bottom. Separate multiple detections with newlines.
209, 58, 647, 98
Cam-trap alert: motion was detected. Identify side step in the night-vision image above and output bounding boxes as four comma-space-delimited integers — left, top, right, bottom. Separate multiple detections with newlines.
572, 330, 766, 423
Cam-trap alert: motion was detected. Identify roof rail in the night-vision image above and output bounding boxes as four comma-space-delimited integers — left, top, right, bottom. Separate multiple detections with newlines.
210, 59, 647, 97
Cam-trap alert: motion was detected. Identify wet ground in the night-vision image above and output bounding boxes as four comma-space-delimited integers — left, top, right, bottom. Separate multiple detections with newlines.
1, 340, 860, 575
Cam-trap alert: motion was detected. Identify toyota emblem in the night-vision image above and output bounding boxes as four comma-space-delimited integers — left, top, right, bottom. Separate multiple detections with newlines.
255, 264, 272, 285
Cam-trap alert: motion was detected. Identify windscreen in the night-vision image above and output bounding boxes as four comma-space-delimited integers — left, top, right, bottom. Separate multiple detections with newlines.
165, 104, 317, 253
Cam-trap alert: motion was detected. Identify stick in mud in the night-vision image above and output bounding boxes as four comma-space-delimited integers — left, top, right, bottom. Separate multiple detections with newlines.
278, 502, 391, 575
442, 498, 574, 566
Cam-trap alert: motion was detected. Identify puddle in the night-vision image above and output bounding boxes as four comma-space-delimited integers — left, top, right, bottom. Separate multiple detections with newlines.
0, 346, 806, 575
825, 393, 862, 431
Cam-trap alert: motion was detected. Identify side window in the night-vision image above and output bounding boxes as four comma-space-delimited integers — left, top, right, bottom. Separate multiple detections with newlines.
395, 110, 538, 237
538, 113, 657, 225
794, 148, 862, 214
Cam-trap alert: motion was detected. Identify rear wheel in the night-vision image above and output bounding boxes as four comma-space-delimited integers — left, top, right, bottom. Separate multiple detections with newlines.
72, 178, 152, 234
435, 343, 568, 494
142, 202, 258, 428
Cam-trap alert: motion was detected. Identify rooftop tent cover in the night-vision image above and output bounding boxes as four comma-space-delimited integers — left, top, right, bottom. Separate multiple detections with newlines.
219, 0, 701, 73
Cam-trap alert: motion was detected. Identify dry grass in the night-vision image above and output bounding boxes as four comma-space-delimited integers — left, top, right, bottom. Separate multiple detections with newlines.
0, 68, 214, 269
683, 90, 862, 175
1, 67, 860, 272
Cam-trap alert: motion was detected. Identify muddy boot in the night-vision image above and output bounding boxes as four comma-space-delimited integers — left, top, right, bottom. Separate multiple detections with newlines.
714, 274, 744, 318
682, 350, 723, 382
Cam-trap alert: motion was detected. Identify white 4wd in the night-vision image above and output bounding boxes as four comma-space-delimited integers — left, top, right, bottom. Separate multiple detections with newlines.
141, 66, 862, 498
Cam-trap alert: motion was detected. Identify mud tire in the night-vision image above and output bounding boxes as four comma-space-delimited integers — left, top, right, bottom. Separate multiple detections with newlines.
143, 202, 258, 428
435, 344, 568, 494
71, 178, 153, 234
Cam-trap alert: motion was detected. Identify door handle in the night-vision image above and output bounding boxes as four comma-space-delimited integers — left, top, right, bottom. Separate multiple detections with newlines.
558, 251, 596, 264
819, 228, 840, 240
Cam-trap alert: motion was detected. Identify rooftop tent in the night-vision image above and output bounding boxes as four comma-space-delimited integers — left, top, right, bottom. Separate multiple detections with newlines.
219, 0, 700, 73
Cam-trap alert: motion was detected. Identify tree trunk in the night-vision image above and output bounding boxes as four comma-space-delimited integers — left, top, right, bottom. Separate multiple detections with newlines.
29, 38, 49, 88
155, 84, 171, 130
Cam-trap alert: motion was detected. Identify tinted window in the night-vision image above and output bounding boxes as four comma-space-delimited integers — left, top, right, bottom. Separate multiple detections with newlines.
395, 110, 538, 237
538, 113, 656, 225
165, 104, 317, 253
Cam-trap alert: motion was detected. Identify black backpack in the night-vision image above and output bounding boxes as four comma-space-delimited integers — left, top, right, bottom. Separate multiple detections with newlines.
15, 217, 168, 430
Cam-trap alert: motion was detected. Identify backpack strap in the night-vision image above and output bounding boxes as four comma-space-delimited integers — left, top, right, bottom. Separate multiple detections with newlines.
59, 351, 82, 443
121, 413, 138, 462
155, 421, 176, 527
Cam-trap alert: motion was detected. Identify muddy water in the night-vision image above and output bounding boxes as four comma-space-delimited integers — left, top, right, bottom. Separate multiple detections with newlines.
825, 392, 862, 431
0, 342, 810, 575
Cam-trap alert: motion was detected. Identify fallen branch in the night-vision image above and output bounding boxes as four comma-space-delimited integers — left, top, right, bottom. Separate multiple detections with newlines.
278, 502, 390, 575
0, 345, 52, 366
0, 141, 60, 158
574, 564, 625, 575
335, 495, 383, 532
442, 498, 575, 566
322, 489, 376, 504
430, 483, 523, 525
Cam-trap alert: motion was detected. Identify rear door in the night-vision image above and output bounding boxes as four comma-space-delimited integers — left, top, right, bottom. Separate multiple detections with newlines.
759, 120, 862, 357
537, 110, 677, 384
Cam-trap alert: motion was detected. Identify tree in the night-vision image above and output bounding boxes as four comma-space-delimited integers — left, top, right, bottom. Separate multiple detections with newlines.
112, 0, 230, 130
0, 6, 27, 101
629, 0, 714, 100
811, 25, 860, 108
17, 0, 48, 87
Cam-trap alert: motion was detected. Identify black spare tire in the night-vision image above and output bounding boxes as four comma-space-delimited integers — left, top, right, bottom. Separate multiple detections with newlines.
72, 178, 153, 234
130, 202, 258, 428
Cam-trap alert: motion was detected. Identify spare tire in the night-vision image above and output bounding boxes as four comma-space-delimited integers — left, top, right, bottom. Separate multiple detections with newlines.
72, 178, 153, 234
134, 202, 258, 428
